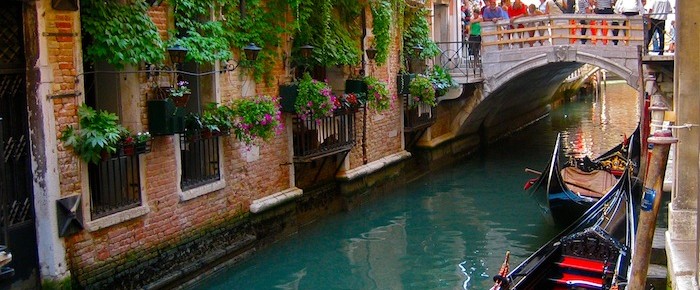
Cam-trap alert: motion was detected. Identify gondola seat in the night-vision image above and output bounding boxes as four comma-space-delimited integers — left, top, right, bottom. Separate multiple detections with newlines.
550, 271, 603, 289
556, 256, 608, 274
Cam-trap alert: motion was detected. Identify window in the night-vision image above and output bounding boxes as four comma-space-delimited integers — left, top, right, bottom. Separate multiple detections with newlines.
82, 61, 144, 220
178, 61, 222, 190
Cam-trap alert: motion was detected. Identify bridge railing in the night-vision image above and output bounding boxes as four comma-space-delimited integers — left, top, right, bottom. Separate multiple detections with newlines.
481, 14, 644, 53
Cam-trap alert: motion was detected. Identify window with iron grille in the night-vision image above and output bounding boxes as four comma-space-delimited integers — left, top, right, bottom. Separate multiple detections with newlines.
292, 109, 357, 162
180, 133, 221, 191
88, 154, 142, 219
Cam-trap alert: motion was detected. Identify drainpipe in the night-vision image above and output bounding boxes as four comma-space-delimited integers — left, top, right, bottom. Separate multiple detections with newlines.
361, 7, 368, 165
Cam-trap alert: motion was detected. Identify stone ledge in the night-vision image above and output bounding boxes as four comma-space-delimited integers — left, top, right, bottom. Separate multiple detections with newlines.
86, 205, 150, 232
180, 179, 226, 202
336, 151, 412, 181
250, 187, 303, 214
666, 231, 697, 289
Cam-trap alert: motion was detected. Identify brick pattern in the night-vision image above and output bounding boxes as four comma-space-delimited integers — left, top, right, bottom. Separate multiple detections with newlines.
53, 2, 402, 287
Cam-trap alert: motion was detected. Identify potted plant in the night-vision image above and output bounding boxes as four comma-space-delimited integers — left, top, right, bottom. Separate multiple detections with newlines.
60, 104, 128, 164
148, 86, 185, 136
408, 74, 436, 108
169, 80, 191, 107
118, 131, 136, 156
335, 93, 364, 112
396, 70, 415, 95
295, 72, 337, 121
428, 66, 458, 97
231, 95, 282, 145
278, 82, 299, 113
344, 76, 367, 96
364, 76, 391, 112
134, 131, 152, 154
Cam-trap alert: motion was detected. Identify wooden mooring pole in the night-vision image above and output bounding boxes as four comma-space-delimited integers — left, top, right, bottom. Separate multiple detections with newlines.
628, 130, 677, 290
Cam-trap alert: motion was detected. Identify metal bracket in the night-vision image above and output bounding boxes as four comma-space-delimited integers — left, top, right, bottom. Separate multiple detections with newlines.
56, 195, 83, 237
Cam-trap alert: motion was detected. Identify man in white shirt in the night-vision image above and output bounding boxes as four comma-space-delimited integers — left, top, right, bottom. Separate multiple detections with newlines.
646, 0, 672, 54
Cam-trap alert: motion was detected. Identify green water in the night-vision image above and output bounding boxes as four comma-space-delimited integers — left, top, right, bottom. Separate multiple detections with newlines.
187, 83, 639, 290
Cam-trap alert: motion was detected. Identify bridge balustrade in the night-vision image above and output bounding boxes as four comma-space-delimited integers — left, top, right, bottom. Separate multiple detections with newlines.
480, 14, 644, 52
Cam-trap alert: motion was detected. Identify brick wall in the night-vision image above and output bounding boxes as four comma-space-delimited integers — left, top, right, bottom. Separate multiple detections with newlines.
50, 1, 406, 287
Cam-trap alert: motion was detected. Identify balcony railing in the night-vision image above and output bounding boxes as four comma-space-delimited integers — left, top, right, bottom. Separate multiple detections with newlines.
292, 109, 357, 162
434, 41, 483, 82
404, 97, 437, 132
180, 132, 221, 190
88, 153, 142, 219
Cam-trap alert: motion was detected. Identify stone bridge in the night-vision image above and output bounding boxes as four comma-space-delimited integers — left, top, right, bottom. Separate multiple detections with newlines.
425, 14, 644, 148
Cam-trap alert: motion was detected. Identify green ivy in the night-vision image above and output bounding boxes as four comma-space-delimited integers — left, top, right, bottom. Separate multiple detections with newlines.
220, 0, 292, 84
370, 0, 392, 65
171, 0, 232, 63
403, 7, 439, 60
293, 0, 363, 67
81, 0, 165, 68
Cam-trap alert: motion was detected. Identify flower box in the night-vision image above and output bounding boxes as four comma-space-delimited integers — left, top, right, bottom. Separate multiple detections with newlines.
147, 99, 185, 135
397, 73, 415, 95
279, 84, 299, 113
344, 79, 367, 96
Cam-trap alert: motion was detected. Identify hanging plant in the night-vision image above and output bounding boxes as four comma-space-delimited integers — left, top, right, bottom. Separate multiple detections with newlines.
170, 0, 232, 63
295, 73, 337, 120
364, 76, 391, 112
370, 0, 392, 65
60, 105, 129, 164
81, 0, 165, 68
230, 95, 281, 145
403, 7, 440, 60
408, 74, 436, 108
428, 66, 458, 97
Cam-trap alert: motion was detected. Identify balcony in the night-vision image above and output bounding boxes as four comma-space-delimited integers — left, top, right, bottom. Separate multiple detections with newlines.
292, 109, 357, 162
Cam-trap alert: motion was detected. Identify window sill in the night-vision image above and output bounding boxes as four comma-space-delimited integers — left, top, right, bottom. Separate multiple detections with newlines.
179, 179, 226, 202
85, 205, 150, 232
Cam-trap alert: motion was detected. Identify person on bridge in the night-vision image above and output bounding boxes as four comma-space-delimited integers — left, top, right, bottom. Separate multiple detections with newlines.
483, 0, 505, 22
469, 8, 483, 61
615, 0, 644, 45
508, 0, 528, 47
593, 0, 615, 44
645, 0, 672, 55
527, 4, 546, 46
544, 0, 566, 15
574, 0, 594, 44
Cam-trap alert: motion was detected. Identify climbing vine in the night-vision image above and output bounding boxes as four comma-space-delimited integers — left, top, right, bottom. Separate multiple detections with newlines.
81, 0, 165, 68
170, 0, 232, 63
403, 7, 439, 60
293, 0, 364, 67
220, 0, 292, 83
370, 0, 392, 65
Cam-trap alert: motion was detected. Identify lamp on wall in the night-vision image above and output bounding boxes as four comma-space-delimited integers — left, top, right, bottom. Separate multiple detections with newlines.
300, 44, 315, 59
365, 47, 378, 61
243, 43, 262, 62
412, 45, 424, 57
167, 44, 189, 65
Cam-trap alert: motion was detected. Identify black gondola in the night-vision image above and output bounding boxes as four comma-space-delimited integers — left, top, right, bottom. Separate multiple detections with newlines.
525, 126, 640, 226
492, 165, 637, 290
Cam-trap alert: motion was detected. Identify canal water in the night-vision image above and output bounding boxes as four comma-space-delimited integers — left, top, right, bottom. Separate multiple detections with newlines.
186, 82, 639, 290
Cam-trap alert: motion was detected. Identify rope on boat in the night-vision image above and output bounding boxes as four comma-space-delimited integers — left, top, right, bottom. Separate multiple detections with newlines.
491, 251, 510, 290
649, 123, 698, 130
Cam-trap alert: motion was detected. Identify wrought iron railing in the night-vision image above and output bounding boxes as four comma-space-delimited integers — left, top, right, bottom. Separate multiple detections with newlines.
88, 153, 142, 219
434, 41, 483, 81
643, 12, 675, 55
292, 109, 356, 162
180, 132, 221, 191
403, 97, 437, 132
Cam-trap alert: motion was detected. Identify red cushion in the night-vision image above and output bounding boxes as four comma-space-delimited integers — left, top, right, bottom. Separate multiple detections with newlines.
557, 256, 606, 273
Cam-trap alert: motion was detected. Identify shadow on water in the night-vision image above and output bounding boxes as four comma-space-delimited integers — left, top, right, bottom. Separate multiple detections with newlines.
186, 83, 640, 290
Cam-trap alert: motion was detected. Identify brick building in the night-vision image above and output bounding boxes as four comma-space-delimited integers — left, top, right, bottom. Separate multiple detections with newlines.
0, 0, 453, 288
